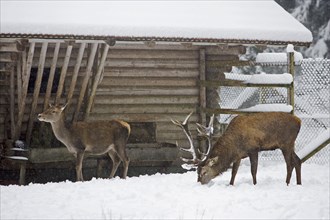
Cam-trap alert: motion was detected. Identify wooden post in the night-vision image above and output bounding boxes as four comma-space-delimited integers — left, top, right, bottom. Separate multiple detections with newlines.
44, 42, 60, 109
55, 43, 73, 105
14, 42, 35, 140
66, 42, 86, 111
26, 42, 48, 145
73, 43, 98, 121
85, 43, 109, 119
288, 52, 295, 114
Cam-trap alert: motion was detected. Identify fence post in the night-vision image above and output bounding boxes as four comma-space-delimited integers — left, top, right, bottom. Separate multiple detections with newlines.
287, 50, 295, 114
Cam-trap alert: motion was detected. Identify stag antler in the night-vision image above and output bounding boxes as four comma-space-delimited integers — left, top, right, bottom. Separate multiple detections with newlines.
171, 113, 215, 170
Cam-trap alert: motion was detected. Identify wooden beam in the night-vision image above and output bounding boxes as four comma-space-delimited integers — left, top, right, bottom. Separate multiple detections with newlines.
26, 42, 48, 145
16, 53, 22, 105
44, 42, 60, 109
55, 43, 73, 104
73, 43, 98, 121
85, 44, 110, 118
301, 138, 330, 163
14, 42, 35, 140
66, 42, 86, 111
288, 52, 295, 114
206, 60, 254, 67
199, 80, 291, 88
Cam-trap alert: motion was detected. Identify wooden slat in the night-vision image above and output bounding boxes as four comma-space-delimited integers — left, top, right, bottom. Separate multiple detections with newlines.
73, 43, 98, 121
55, 44, 73, 104
301, 138, 330, 163
86, 44, 110, 118
14, 42, 35, 140
201, 107, 293, 116
66, 42, 86, 110
26, 42, 48, 145
107, 49, 199, 59
206, 60, 254, 67
288, 52, 295, 114
44, 42, 60, 109
16, 53, 22, 105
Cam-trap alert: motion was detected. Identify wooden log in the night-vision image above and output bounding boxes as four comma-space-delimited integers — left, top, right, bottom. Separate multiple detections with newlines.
44, 42, 60, 109
199, 80, 292, 88
14, 42, 35, 140
66, 42, 86, 110
55, 44, 73, 104
206, 60, 254, 67
107, 49, 199, 59
26, 42, 48, 145
288, 52, 295, 114
73, 43, 98, 121
85, 44, 110, 118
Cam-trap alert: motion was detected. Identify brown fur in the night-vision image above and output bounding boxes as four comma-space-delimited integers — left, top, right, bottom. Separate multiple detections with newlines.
38, 104, 130, 181
198, 112, 302, 185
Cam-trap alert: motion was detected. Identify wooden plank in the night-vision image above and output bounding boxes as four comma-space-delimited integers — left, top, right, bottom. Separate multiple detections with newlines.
0, 53, 17, 62
66, 42, 86, 110
206, 60, 254, 67
99, 77, 197, 87
73, 43, 98, 121
26, 42, 48, 145
86, 44, 110, 118
14, 42, 35, 140
44, 42, 60, 109
104, 68, 199, 78
55, 44, 73, 104
92, 104, 196, 114
87, 113, 200, 123
201, 107, 293, 116
199, 80, 292, 88
205, 45, 246, 55
96, 87, 199, 96
107, 49, 199, 59
16, 53, 22, 108
105, 59, 199, 69
288, 52, 295, 114
93, 95, 199, 105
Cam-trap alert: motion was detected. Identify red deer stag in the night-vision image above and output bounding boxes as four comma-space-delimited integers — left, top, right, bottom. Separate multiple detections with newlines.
172, 112, 302, 185
38, 104, 130, 181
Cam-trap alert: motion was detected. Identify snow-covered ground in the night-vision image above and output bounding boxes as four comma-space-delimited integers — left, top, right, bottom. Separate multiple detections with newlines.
1, 161, 329, 220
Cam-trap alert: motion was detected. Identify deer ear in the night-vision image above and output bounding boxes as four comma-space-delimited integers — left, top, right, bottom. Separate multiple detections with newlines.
209, 156, 219, 166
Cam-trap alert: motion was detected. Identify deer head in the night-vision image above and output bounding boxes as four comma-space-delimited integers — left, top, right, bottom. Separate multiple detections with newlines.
38, 103, 67, 123
171, 113, 215, 180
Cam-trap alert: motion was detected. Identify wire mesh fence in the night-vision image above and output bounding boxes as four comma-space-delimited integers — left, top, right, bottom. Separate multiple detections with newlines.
218, 58, 329, 164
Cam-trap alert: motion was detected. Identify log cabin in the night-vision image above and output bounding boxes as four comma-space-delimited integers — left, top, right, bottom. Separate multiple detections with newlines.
0, 1, 312, 184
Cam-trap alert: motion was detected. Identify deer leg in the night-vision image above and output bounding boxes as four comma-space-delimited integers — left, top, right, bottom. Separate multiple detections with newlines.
230, 159, 241, 185
75, 151, 85, 182
292, 152, 302, 185
248, 152, 258, 185
115, 142, 130, 179
282, 149, 294, 185
108, 149, 121, 179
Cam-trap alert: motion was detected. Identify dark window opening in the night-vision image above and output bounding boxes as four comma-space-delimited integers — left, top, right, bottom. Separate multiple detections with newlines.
28, 68, 60, 94
128, 122, 157, 144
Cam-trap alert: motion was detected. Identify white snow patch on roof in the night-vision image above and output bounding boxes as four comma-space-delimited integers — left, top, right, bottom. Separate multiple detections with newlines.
244, 72, 293, 84
0, 1, 313, 43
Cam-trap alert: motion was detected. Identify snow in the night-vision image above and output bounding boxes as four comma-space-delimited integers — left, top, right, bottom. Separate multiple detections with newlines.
5, 156, 28, 161
238, 104, 293, 113
297, 128, 330, 159
1, 162, 328, 219
0, 1, 312, 43
244, 72, 293, 84
287, 44, 295, 53
256, 52, 303, 64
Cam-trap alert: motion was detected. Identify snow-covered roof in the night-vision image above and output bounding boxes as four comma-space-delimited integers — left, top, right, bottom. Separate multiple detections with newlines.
0, 1, 313, 46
